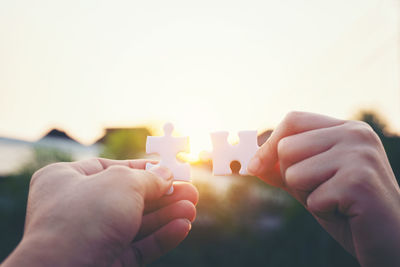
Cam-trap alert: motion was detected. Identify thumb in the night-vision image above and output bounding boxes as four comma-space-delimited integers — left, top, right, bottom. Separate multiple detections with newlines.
137, 166, 174, 200
103, 165, 173, 201
247, 112, 343, 187
248, 153, 283, 187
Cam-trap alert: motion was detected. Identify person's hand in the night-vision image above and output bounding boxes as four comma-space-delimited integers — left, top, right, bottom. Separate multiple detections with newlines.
2, 158, 198, 267
248, 111, 400, 267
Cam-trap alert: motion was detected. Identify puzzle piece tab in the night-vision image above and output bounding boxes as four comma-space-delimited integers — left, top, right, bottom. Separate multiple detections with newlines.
146, 123, 191, 194
210, 131, 259, 175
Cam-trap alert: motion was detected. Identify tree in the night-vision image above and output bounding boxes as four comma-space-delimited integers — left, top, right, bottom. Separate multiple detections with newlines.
100, 128, 150, 160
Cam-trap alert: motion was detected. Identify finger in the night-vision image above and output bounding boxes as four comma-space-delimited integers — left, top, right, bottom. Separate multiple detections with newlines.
248, 111, 344, 186
284, 148, 340, 204
144, 182, 199, 213
306, 164, 379, 220
305, 174, 342, 220
119, 219, 191, 266
101, 165, 173, 201
305, 174, 357, 256
135, 200, 196, 240
71, 158, 157, 175
277, 125, 343, 173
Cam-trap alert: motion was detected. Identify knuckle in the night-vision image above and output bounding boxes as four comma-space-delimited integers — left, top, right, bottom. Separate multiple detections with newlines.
358, 147, 380, 165
178, 199, 196, 212
106, 165, 132, 176
306, 194, 318, 213
346, 174, 363, 191
29, 162, 66, 187
106, 165, 140, 187
277, 137, 291, 161
344, 121, 380, 144
343, 166, 376, 193
284, 111, 303, 124
104, 166, 146, 191
173, 200, 197, 221
176, 183, 199, 206
186, 202, 197, 221
356, 167, 376, 181
346, 145, 380, 167
284, 165, 298, 188
130, 169, 164, 195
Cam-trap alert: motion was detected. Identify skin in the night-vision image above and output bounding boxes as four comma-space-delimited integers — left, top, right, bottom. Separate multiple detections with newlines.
1, 158, 199, 267
3, 111, 400, 267
248, 111, 400, 267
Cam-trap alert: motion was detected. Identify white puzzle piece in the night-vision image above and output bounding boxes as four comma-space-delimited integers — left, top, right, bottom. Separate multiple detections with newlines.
210, 131, 259, 175
146, 123, 191, 194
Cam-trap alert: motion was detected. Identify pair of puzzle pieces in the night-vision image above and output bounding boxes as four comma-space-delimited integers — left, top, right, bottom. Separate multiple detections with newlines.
145, 123, 259, 194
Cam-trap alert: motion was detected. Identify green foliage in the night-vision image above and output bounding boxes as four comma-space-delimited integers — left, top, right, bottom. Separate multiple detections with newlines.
0, 148, 71, 261
100, 128, 150, 160
150, 177, 359, 267
0, 172, 31, 260
355, 110, 400, 183
18, 148, 72, 174
354, 110, 388, 137
1, 110, 399, 266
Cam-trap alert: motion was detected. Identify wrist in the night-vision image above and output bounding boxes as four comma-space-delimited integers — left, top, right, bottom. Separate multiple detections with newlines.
2, 232, 81, 267
2, 230, 117, 267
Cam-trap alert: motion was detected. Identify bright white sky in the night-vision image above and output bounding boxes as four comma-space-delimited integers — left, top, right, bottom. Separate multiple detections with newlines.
0, 0, 399, 157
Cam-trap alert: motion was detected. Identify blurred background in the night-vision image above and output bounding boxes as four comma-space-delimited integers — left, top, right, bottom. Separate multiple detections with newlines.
1, 0, 400, 266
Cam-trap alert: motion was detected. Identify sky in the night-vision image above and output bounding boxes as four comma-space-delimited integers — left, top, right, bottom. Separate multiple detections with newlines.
0, 0, 399, 158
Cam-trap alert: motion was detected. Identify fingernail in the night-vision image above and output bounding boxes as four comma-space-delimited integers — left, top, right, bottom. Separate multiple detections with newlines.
185, 219, 192, 231
149, 166, 172, 180
247, 156, 260, 175
166, 186, 174, 195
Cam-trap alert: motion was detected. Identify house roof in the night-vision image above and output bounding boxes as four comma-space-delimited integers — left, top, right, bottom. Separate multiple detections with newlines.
40, 129, 79, 143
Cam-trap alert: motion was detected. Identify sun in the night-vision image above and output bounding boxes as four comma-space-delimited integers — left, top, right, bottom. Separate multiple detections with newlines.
178, 133, 212, 163
153, 103, 232, 164
170, 112, 244, 164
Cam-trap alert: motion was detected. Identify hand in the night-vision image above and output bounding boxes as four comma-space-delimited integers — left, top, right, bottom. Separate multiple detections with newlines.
2, 158, 198, 267
248, 111, 400, 267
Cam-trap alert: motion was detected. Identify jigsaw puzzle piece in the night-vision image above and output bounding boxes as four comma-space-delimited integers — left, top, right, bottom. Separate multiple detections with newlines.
237, 131, 259, 175
210, 132, 233, 175
145, 123, 191, 194
210, 130, 259, 176
145, 162, 191, 182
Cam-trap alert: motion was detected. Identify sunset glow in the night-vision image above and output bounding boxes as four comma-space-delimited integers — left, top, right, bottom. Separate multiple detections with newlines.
0, 0, 399, 146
